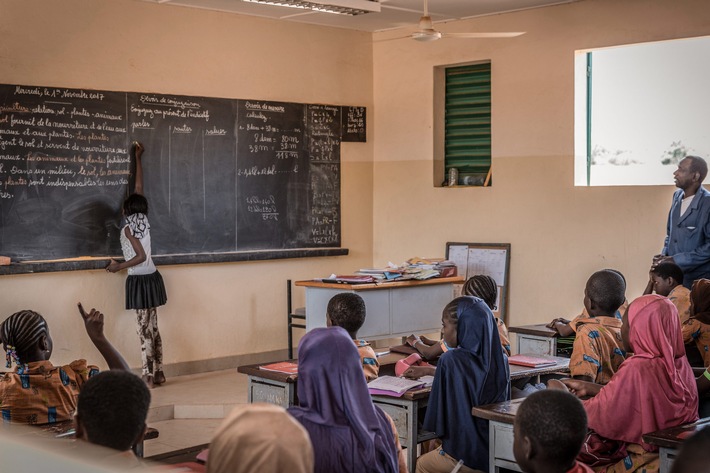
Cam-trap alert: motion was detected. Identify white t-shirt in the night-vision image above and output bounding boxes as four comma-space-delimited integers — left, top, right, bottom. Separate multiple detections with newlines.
120, 213, 156, 276
681, 194, 694, 217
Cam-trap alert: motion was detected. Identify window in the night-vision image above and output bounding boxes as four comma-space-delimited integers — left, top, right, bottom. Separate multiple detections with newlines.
575, 36, 710, 186
434, 62, 492, 187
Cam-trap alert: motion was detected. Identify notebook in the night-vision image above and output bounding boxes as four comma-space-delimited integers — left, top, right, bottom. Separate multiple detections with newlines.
259, 361, 298, 374
367, 375, 426, 397
508, 354, 557, 368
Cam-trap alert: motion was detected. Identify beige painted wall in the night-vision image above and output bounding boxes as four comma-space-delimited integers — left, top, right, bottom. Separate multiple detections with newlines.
3, 0, 710, 369
372, 0, 710, 327
0, 0, 374, 370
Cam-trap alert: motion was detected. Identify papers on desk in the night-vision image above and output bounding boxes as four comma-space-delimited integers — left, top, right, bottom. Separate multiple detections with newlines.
259, 361, 298, 374
367, 375, 432, 397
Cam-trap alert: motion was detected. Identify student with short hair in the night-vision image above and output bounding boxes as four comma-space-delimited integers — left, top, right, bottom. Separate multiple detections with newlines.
76, 370, 151, 456
557, 295, 698, 472
548, 270, 628, 338
644, 262, 710, 366
326, 292, 379, 381
513, 390, 593, 473
207, 403, 314, 473
0, 303, 129, 425
415, 296, 510, 473
567, 270, 627, 384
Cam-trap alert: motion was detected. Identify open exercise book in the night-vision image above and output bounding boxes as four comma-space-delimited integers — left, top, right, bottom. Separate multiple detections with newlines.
367, 375, 434, 397
507, 354, 557, 368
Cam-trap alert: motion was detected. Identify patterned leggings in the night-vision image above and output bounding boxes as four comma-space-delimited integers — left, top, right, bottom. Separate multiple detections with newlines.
136, 308, 163, 376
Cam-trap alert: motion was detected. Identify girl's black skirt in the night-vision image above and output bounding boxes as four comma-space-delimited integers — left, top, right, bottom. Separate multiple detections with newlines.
125, 270, 167, 310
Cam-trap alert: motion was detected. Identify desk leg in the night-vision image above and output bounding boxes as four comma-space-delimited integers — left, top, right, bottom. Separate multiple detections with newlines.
659, 447, 677, 473
133, 440, 144, 458
407, 402, 418, 473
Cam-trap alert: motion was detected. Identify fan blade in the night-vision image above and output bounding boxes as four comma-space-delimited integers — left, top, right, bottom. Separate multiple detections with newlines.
441, 32, 525, 39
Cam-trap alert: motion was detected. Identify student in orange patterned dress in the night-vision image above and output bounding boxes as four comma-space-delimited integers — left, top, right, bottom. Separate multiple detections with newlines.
325, 292, 379, 381
567, 270, 627, 384
514, 389, 594, 473
0, 303, 129, 425
643, 262, 710, 366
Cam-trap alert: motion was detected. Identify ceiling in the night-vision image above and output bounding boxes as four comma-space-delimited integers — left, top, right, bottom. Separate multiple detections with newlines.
139, 0, 580, 33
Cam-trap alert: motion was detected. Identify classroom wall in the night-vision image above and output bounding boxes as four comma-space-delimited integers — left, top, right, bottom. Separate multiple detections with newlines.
3, 0, 710, 369
372, 0, 710, 326
0, 0, 374, 371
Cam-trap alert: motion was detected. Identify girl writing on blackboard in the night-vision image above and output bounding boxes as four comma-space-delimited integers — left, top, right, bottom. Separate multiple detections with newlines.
107, 142, 167, 389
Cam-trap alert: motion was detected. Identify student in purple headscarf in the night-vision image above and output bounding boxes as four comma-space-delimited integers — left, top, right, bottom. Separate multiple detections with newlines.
288, 326, 406, 473
416, 296, 511, 473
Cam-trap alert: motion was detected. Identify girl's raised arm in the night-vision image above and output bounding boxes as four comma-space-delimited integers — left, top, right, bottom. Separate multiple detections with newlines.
133, 142, 144, 196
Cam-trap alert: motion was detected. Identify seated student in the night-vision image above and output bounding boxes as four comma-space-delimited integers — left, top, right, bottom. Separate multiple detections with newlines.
207, 403, 314, 473
689, 280, 710, 416
514, 390, 593, 473
555, 295, 698, 473
565, 270, 627, 384
75, 370, 150, 465
287, 326, 406, 473
416, 296, 510, 473
669, 425, 710, 473
404, 274, 510, 378
0, 303, 129, 424
643, 261, 689, 315
548, 270, 628, 338
646, 262, 710, 367
325, 292, 379, 381
685, 278, 710, 367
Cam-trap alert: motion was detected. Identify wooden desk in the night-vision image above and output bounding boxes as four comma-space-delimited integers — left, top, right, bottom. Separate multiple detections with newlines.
371, 387, 435, 473
508, 324, 559, 356
508, 355, 570, 383
295, 277, 463, 340
146, 442, 209, 466
237, 362, 299, 408
471, 398, 525, 473
642, 418, 710, 473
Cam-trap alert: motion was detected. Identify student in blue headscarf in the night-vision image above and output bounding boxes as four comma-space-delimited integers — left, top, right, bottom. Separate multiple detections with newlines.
288, 326, 406, 473
416, 296, 511, 473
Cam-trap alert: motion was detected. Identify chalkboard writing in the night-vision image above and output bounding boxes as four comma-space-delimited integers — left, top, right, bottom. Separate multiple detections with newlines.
0, 83, 365, 262
342, 106, 366, 143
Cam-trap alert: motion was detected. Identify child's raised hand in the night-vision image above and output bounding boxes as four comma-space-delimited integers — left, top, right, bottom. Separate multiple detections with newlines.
133, 141, 144, 159
78, 302, 105, 341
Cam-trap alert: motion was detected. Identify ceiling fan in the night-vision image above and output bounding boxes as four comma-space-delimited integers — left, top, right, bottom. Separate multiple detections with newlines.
392, 0, 525, 43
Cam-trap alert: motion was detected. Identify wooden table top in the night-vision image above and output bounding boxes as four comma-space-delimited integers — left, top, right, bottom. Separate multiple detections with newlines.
295, 276, 463, 291
471, 398, 526, 424
508, 324, 559, 338
642, 417, 710, 449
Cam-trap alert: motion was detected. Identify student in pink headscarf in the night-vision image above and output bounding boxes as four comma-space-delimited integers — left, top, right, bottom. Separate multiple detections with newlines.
553, 294, 699, 473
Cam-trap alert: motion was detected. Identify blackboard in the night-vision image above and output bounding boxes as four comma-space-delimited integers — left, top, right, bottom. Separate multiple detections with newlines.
0, 83, 365, 267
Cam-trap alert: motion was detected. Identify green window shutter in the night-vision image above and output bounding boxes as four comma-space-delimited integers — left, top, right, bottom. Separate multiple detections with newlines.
445, 63, 491, 185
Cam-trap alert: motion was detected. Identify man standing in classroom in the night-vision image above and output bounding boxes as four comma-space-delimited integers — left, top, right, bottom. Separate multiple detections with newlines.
655, 156, 710, 288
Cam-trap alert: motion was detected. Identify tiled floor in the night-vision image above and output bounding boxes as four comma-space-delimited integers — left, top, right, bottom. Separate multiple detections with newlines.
143, 369, 250, 458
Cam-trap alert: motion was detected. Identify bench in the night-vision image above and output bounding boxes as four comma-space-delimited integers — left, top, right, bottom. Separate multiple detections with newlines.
642, 417, 710, 472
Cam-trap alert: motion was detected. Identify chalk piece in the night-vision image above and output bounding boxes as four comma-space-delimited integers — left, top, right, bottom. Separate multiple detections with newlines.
0, 256, 11, 265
